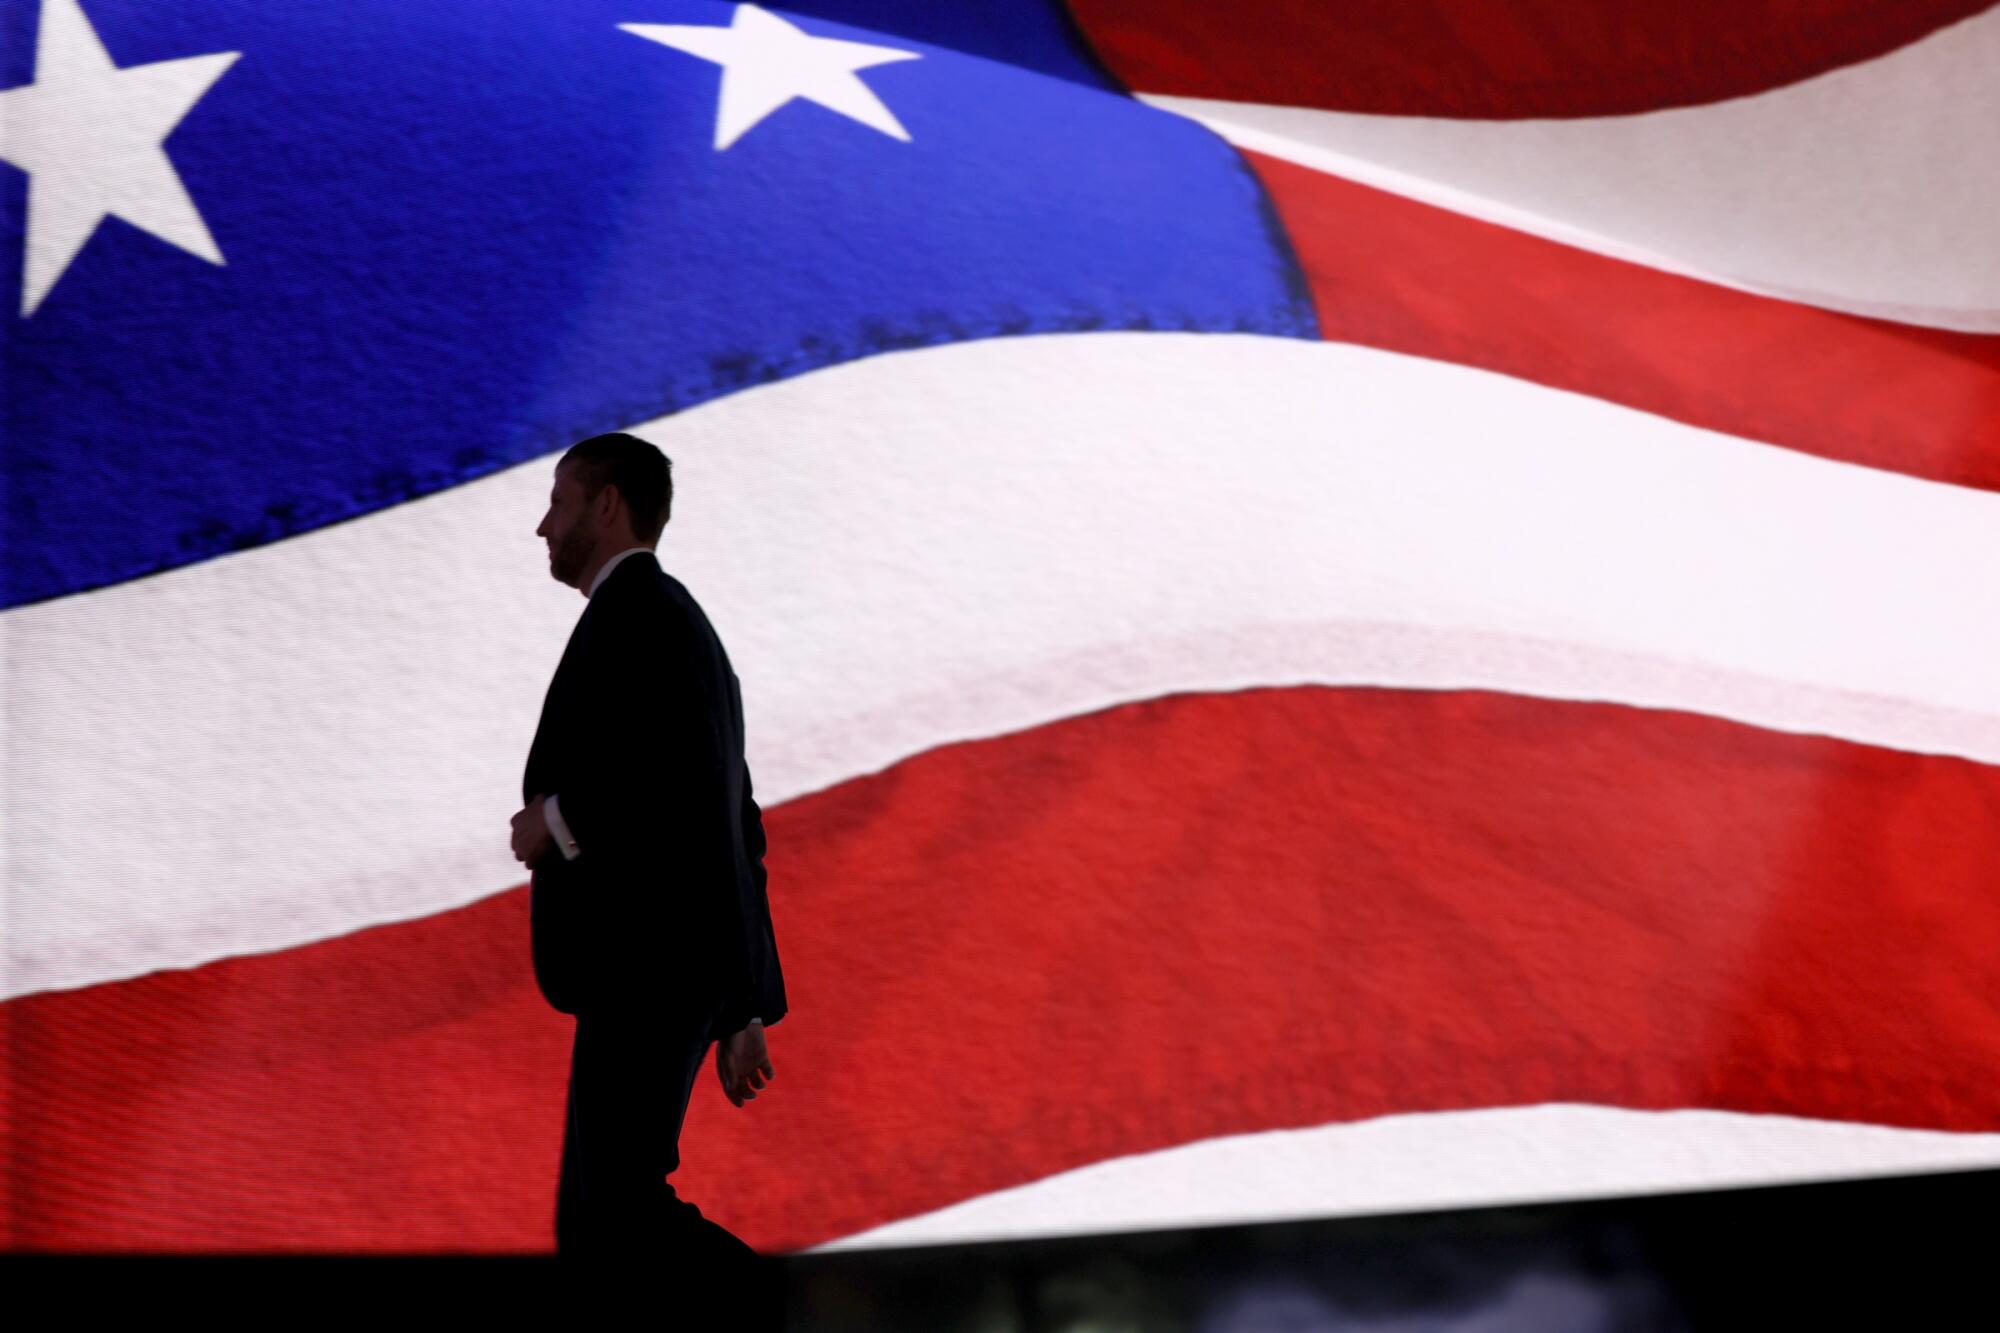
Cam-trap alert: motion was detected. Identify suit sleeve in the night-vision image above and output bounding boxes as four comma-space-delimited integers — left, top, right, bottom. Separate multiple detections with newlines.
547, 596, 784, 1027
717, 760, 788, 1034
542, 794, 581, 859
544, 606, 727, 986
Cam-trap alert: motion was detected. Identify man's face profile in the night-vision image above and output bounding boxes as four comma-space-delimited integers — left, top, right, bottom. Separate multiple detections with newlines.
536, 462, 596, 589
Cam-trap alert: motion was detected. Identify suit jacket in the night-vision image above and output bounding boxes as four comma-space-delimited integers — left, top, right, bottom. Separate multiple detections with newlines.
522, 551, 786, 1033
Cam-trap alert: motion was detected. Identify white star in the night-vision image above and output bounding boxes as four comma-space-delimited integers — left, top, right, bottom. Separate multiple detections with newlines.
0, 0, 238, 317
622, 4, 920, 151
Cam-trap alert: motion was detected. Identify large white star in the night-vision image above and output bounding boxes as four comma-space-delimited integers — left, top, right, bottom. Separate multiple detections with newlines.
622, 4, 920, 151
0, 0, 238, 317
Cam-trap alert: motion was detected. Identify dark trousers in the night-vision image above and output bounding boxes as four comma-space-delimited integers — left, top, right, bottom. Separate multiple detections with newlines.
555, 1001, 782, 1325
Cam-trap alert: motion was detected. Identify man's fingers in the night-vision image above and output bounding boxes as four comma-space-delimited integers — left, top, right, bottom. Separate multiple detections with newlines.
716, 1035, 771, 1107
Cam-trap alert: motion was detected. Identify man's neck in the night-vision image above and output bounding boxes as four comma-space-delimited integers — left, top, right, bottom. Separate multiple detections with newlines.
584, 544, 653, 599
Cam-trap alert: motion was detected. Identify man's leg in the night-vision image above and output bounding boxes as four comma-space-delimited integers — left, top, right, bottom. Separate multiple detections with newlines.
654, 1012, 780, 1322
555, 1006, 703, 1257
554, 1003, 780, 1325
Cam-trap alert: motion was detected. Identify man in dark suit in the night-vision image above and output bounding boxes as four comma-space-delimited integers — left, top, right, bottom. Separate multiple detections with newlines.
509, 432, 787, 1301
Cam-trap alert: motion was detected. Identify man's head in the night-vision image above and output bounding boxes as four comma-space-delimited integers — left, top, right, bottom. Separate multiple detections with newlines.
535, 432, 674, 590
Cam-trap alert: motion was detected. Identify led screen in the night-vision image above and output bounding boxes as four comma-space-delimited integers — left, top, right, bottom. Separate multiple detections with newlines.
5, 0, 1998, 1254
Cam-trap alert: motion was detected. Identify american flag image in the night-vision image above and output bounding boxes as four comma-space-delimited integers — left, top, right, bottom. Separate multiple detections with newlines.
4, 0, 1999, 1252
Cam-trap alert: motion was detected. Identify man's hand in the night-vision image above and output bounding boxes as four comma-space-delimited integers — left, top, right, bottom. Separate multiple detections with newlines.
716, 1019, 774, 1107
510, 794, 554, 867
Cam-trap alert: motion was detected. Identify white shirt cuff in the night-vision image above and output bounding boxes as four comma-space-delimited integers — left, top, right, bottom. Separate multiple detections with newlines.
544, 794, 581, 861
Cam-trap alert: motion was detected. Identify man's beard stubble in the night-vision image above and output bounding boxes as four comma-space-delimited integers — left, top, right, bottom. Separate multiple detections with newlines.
548, 521, 593, 589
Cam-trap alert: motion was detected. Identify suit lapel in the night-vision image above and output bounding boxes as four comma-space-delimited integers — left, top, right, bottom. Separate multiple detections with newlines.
524, 595, 600, 805
522, 552, 662, 804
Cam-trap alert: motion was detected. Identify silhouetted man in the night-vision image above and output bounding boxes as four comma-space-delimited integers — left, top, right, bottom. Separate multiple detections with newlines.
511, 432, 786, 1313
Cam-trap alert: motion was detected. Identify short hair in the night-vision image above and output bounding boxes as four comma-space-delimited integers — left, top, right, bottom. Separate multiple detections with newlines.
560, 432, 672, 541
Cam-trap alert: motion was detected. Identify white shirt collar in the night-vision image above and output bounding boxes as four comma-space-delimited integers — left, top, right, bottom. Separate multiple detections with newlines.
587, 546, 653, 599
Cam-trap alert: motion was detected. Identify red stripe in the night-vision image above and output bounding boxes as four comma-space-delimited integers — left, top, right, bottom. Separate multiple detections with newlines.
8, 687, 2000, 1250
1068, 0, 1994, 117
1246, 149, 2000, 491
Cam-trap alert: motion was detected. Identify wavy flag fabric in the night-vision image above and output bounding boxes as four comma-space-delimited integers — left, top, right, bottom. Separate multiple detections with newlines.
3, 0, 1999, 1252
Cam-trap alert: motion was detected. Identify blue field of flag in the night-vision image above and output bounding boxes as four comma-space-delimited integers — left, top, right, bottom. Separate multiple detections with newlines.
1, 0, 1314, 610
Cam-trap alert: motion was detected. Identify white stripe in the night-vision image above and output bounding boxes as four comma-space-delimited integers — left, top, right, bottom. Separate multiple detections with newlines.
816, 1104, 2000, 1250
1143, 6, 2000, 333
12, 332, 2000, 998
